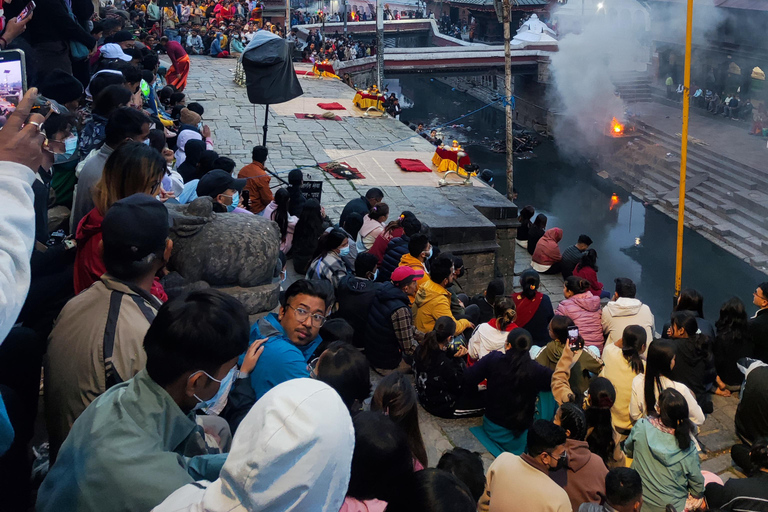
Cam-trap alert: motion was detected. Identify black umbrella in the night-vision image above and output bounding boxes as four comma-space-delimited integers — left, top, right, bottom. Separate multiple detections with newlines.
241, 29, 303, 147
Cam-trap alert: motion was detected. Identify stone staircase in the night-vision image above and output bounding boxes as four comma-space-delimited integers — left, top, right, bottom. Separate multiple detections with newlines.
606, 125, 768, 268
612, 72, 653, 103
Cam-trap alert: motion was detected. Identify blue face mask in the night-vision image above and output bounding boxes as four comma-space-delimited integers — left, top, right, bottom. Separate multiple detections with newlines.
54, 135, 78, 163
339, 245, 350, 257
143, 138, 151, 146
192, 367, 237, 414
372, 269, 379, 281
226, 191, 239, 212
426, 246, 433, 259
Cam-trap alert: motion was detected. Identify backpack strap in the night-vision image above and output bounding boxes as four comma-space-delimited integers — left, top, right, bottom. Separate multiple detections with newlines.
103, 291, 125, 389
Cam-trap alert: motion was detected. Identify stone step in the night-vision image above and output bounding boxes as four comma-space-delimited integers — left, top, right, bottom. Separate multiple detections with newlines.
637, 133, 763, 193
638, 126, 768, 189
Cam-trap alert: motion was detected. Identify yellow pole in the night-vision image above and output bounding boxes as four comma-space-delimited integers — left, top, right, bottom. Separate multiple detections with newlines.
675, 0, 694, 299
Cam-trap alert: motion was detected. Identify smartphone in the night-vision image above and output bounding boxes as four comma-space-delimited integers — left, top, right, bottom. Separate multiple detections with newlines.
16, 1, 36, 22
567, 326, 583, 351
0, 50, 26, 107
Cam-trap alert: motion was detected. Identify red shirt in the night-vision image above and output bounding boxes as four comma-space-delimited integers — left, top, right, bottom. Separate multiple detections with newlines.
165, 40, 187, 66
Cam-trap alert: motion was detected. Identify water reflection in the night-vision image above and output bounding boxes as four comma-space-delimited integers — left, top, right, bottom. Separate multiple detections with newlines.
398, 75, 766, 321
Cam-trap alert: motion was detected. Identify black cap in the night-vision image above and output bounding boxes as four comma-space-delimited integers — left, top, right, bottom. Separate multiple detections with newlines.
196, 170, 247, 198
38, 69, 84, 105
102, 194, 170, 261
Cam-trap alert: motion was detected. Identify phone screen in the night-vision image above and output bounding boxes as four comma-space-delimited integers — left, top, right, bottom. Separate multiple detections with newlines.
16, 1, 36, 22
0, 50, 26, 108
567, 326, 582, 351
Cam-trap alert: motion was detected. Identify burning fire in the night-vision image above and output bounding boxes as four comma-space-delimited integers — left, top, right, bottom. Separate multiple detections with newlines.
611, 117, 624, 136
609, 193, 620, 211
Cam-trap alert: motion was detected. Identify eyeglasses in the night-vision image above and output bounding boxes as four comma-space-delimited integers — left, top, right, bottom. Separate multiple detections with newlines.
287, 304, 326, 327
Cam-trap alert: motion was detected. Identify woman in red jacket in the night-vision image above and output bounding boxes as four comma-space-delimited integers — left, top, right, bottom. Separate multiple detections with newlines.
74, 142, 168, 300
572, 249, 610, 299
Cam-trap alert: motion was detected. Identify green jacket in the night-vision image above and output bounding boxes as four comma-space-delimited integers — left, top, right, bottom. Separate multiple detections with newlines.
37, 370, 226, 512
535, 340, 603, 397
624, 417, 704, 512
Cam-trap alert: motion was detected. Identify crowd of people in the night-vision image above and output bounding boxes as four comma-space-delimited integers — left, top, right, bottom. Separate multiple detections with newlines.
2, 0, 768, 509
299, 29, 378, 67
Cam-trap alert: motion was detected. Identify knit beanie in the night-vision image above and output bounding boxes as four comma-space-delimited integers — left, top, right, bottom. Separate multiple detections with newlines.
180, 107, 202, 126
38, 70, 84, 105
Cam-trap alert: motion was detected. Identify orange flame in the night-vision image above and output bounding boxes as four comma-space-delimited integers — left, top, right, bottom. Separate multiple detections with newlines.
611, 117, 624, 136
609, 193, 620, 211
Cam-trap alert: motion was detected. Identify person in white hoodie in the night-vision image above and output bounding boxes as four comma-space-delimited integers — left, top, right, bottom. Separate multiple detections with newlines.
468, 297, 518, 361
602, 278, 655, 346
0, 88, 48, 509
152, 378, 354, 512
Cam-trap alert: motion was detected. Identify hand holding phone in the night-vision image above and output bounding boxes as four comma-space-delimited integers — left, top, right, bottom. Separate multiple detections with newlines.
0, 88, 46, 171
567, 326, 584, 352
17, 1, 36, 23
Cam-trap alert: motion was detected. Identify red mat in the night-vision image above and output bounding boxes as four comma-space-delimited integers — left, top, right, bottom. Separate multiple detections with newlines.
317, 102, 346, 110
295, 113, 342, 121
295, 70, 312, 75
395, 158, 432, 173
319, 162, 365, 180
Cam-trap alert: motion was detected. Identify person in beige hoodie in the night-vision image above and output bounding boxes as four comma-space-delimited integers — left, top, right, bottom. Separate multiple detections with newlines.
478, 420, 572, 512
601, 278, 655, 346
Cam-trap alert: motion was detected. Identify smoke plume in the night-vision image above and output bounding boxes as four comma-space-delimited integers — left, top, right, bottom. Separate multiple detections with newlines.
547, 0, 728, 157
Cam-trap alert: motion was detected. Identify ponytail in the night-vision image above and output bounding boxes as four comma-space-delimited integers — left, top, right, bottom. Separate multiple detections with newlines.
564, 275, 590, 295
585, 377, 617, 465
368, 202, 390, 221
658, 388, 693, 451
519, 269, 540, 300
271, 188, 290, 242
417, 316, 456, 364
382, 211, 414, 236
494, 297, 517, 331
621, 325, 647, 375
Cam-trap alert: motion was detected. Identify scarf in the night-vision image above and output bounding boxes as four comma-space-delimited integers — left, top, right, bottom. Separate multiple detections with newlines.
513, 292, 544, 327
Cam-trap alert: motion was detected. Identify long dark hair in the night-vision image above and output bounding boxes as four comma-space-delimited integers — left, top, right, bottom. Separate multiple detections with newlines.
621, 325, 647, 375
715, 297, 749, 340
584, 377, 617, 465
533, 213, 547, 230
312, 227, 346, 260
576, 248, 599, 272
293, 198, 325, 247
657, 388, 694, 451
371, 373, 428, 468
644, 339, 677, 414
270, 188, 290, 242
670, 310, 712, 357
675, 288, 705, 318
519, 269, 540, 300
417, 316, 456, 364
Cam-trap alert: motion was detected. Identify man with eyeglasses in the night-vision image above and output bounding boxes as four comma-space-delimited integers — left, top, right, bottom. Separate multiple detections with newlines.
38, 287, 256, 512
750, 282, 768, 363
478, 420, 571, 512
247, 279, 332, 400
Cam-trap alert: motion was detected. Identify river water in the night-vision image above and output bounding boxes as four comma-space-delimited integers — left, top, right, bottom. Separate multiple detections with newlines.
394, 75, 766, 322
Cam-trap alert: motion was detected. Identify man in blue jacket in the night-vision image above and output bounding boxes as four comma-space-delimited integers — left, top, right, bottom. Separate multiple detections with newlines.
248, 279, 332, 399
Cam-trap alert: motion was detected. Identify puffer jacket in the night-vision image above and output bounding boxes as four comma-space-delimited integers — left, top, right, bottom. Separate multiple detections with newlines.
554, 291, 603, 351
413, 279, 472, 335
379, 234, 410, 282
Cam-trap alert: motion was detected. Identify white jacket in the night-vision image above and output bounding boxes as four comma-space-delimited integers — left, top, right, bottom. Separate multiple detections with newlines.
468, 323, 507, 361
0, 162, 35, 344
152, 379, 354, 512
601, 297, 655, 346
629, 373, 705, 426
